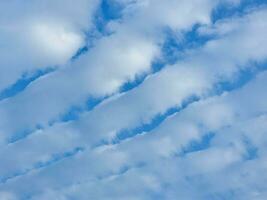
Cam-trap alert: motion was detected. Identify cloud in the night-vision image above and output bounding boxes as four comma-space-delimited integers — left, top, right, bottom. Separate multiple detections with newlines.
1, 0, 267, 199
0, 0, 222, 145
17, 68, 267, 200
0, 0, 99, 91
0, 191, 17, 200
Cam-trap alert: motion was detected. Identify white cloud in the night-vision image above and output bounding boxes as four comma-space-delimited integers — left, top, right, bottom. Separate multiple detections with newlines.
1, 1, 267, 199
0, 0, 221, 145
0, 0, 99, 91
18, 70, 267, 200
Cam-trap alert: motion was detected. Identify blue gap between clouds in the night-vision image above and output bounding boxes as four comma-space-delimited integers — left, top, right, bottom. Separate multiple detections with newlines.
111, 95, 200, 144
116, 0, 267, 95
0, 67, 55, 101
178, 133, 216, 157
58, 28, 213, 137
71, 0, 125, 60
109, 61, 267, 148
214, 60, 267, 93
95, 0, 124, 33
57, 23, 214, 122
160, 0, 267, 66
212, 0, 267, 23
0, 147, 84, 184
161, 24, 216, 65
0, 0, 124, 102
60, 61, 164, 122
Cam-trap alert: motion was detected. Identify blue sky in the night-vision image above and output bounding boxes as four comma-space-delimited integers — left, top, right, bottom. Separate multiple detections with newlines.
0, 0, 267, 199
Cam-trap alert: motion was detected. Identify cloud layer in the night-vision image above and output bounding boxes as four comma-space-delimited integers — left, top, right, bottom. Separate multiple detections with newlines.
0, 0, 267, 199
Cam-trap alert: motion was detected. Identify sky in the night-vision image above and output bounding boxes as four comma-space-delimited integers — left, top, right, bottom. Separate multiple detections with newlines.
0, 0, 267, 199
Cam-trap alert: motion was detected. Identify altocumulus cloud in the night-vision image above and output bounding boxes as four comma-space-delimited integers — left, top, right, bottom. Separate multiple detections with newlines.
0, 0, 267, 199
